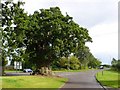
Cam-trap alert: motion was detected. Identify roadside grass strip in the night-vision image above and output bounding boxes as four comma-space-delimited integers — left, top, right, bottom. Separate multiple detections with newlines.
53, 69, 94, 73
96, 70, 119, 88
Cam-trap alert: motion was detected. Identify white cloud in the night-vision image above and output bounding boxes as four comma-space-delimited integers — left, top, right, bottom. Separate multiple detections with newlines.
21, 0, 118, 28
86, 22, 118, 64
87, 22, 118, 52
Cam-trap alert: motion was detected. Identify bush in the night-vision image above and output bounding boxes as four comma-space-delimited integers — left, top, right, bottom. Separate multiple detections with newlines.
69, 56, 80, 70
52, 56, 81, 70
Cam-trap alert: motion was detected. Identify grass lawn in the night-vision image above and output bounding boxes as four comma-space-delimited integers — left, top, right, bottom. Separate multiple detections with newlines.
2, 76, 68, 88
96, 70, 119, 88
0, 77, 2, 89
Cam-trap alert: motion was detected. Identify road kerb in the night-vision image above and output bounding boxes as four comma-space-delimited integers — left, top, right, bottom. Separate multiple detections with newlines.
58, 77, 68, 89
95, 73, 107, 90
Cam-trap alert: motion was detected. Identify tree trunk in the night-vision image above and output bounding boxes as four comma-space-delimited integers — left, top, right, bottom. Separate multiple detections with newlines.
80, 63, 82, 69
0, 66, 2, 76
32, 66, 52, 76
40, 67, 52, 76
2, 66, 5, 76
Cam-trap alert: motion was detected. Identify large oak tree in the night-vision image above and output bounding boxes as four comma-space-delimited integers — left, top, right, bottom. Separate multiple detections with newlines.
25, 7, 92, 74
2, 1, 92, 75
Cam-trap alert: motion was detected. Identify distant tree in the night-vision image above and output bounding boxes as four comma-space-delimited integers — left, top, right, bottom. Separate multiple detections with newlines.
116, 60, 120, 71
102, 64, 110, 68
111, 58, 120, 71
75, 46, 90, 69
75, 46, 101, 69
111, 58, 117, 66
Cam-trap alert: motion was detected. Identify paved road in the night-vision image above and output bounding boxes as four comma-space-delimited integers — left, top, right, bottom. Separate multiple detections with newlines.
55, 70, 104, 89
5, 72, 31, 76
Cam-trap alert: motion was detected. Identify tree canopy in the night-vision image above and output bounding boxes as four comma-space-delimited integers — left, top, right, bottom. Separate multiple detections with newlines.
25, 7, 92, 70
2, 1, 28, 74
111, 58, 120, 71
2, 1, 102, 75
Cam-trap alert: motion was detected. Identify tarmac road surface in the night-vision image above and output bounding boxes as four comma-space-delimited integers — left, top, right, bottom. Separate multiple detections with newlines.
5, 72, 31, 76
55, 70, 104, 89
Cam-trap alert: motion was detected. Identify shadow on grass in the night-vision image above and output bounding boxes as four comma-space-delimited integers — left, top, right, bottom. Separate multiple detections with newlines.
99, 80, 119, 88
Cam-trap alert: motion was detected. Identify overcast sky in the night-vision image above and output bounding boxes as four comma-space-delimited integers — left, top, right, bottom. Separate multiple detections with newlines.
13, 0, 118, 65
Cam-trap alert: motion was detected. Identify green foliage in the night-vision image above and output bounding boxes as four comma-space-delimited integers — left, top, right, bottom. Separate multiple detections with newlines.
25, 7, 92, 69
2, 1, 93, 74
116, 60, 120, 70
88, 58, 101, 68
75, 46, 101, 69
102, 64, 111, 68
2, 1, 29, 75
59, 57, 68, 69
111, 58, 120, 71
69, 56, 80, 70
75, 46, 90, 68
111, 58, 118, 66
53, 56, 80, 70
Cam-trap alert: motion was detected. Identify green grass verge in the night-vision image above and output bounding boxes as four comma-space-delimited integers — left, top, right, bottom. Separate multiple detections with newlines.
53, 68, 95, 73
96, 70, 119, 88
5, 70, 23, 73
0, 77, 2, 89
2, 76, 68, 88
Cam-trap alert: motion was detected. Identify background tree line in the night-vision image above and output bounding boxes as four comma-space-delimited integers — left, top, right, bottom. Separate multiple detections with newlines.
111, 58, 120, 71
1, 1, 101, 75
52, 46, 101, 70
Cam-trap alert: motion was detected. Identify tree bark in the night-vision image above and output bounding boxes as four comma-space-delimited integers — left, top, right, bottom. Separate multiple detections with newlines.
32, 66, 52, 76
40, 67, 52, 75
2, 66, 5, 76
